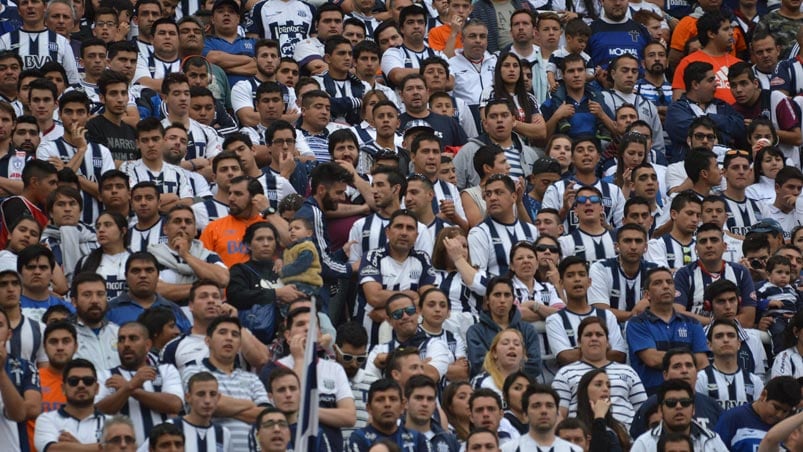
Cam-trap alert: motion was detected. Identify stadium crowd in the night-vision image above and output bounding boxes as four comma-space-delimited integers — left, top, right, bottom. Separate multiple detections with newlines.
5, 0, 803, 449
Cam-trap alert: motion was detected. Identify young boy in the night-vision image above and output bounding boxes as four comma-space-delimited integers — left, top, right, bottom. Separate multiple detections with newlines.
546, 19, 595, 100
429, 92, 456, 119
757, 255, 803, 353
280, 217, 323, 304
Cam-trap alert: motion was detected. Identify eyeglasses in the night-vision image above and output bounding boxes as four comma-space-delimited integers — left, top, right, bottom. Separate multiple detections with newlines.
334, 344, 367, 364
535, 244, 559, 253
66, 376, 97, 387
95, 21, 117, 27
271, 138, 296, 146
390, 305, 417, 320
575, 195, 602, 205
693, 133, 717, 142
663, 398, 694, 408
260, 420, 290, 430
105, 435, 136, 446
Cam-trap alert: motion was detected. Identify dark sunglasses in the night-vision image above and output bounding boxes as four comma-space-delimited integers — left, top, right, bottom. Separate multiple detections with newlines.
663, 398, 693, 408
390, 305, 417, 320
334, 345, 367, 364
535, 244, 559, 253
575, 195, 602, 205
66, 376, 97, 387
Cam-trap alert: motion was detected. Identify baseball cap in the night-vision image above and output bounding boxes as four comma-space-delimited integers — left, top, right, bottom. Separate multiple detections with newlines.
750, 218, 784, 235
212, 0, 239, 13
403, 120, 434, 138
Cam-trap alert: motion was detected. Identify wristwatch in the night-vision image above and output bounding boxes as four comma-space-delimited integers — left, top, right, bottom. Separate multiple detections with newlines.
261, 207, 276, 218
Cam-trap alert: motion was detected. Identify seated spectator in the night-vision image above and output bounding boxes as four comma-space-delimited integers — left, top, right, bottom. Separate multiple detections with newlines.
471, 329, 527, 398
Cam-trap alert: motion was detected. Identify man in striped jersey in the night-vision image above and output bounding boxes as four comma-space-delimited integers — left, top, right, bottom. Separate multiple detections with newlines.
720, 150, 762, 237
0, 268, 47, 366
696, 319, 763, 411
409, 132, 467, 229
191, 151, 242, 231
645, 192, 701, 271
348, 166, 431, 266
146, 422, 184, 451
541, 136, 625, 234
231, 39, 297, 128
557, 185, 617, 265
335, 321, 375, 442
134, 18, 181, 91
588, 223, 657, 323
27, 78, 62, 142
297, 90, 348, 163
265, 366, 333, 451
553, 317, 647, 431
674, 223, 757, 327
0, 51, 22, 117
36, 90, 116, 225
0, 0, 79, 83
132, 0, 162, 56
96, 321, 184, 446
468, 174, 537, 276
160, 371, 231, 452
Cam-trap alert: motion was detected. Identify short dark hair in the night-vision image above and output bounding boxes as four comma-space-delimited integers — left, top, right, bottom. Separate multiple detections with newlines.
98, 69, 130, 95
706, 318, 739, 341
404, 374, 437, 399
657, 379, 694, 404
206, 316, 240, 337
187, 371, 218, 392
765, 376, 802, 406
59, 90, 91, 112
353, 39, 380, 59
521, 383, 559, 413
136, 117, 165, 138
670, 191, 703, 213
558, 256, 588, 279
473, 145, 505, 179
776, 166, 803, 187
125, 251, 159, 274
697, 11, 728, 47
704, 279, 739, 306
267, 366, 299, 392
62, 358, 97, 381
684, 149, 717, 184
328, 129, 359, 157
657, 432, 694, 452
70, 272, 107, 299
137, 306, 177, 340
335, 320, 368, 348
309, 162, 354, 194
99, 170, 130, 192
324, 35, 351, 55
469, 388, 503, 411
661, 348, 696, 372
684, 61, 714, 91
148, 422, 184, 449
17, 244, 55, 273
386, 346, 420, 378
47, 185, 83, 213
264, 119, 295, 145
160, 71, 189, 95
643, 266, 673, 290
44, 320, 77, 342
368, 378, 402, 404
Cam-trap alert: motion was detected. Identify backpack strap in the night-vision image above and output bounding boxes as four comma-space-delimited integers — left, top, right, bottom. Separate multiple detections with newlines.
704, 366, 718, 400
558, 309, 577, 347
570, 229, 586, 262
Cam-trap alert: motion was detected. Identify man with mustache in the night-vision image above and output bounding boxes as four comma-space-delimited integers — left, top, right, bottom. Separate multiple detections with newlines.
635, 41, 672, 123
34, 358, 107, 451
71, 273, 120, 370
96, 321, 184, 446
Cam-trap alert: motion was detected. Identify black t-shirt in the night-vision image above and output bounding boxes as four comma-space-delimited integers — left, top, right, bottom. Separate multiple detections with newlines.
86, 115, 139, 162
399, 111, 468, 148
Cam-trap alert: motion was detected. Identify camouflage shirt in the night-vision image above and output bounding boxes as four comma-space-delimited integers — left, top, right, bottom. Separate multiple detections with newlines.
755, 11, 803, 57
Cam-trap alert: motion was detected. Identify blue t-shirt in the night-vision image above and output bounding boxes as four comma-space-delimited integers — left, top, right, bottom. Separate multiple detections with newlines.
626, 309, 709, 392
20, 294, 75, 323
202, 36, 256, 86
714, 403, 771, 452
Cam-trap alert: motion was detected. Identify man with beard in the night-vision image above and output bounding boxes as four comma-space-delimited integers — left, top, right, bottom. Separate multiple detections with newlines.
728, 62, 802, 166
232, 40, 298, 128
107, 252, 192, 333
399, 75, 467, 149
87, 70, 139, 164
149, 206, 229, 302
162, 123, 213, 199
200, 175, 274, 267
501, 385, 582, 452
601, 54, 666, 157
749, 32, 781, 89
348, 166, 431, 266
335, 321, 376, 441
224, 128, 299, 215
159, 371, 231, 451
357, 212, 438, 345
312, 36, 370, 126
38, 321, 76, 414
346, 379, 430, 451
0, 51, 22, 116
635, 42, 672, 123
34, 359, 107, 451
71, 273, 121, 370
96, 321, 184, 446
134, 18, 181, 91
293, 4, 344, 75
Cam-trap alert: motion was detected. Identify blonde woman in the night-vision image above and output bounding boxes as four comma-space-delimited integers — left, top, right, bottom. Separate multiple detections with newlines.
470, 328, 527, 400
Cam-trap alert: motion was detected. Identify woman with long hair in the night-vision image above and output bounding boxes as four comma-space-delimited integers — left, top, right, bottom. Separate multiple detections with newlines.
480, 52, 547, 143
471, 328, 527, 398
575, 369, 631, 451
604, 132, 650, 197
745, 146, 785, 204
502, 370, 534, 434
74, 211, 131, 299
442, 381, 473, 441
545, 134, 573, 177
433, 227, 486, 338
507, 241, 562, 322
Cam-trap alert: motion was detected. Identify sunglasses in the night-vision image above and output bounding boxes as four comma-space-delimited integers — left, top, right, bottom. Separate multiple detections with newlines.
66, 376, 97, 387
663, 398, 694, 408
390, 305, 417, 320
693, 133, 717, 142
725, 149, 751, 157
575, 195, 602, 205
535, 244, 559, 253
105, 435, 136, 446
334, 344, 367, 364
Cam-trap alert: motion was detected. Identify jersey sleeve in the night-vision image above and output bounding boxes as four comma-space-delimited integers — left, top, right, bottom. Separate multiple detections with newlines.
177, 169, 194, 199
33, 413, 60, 452
673, 267, 692, 309
541, 182, 563, 211
358, 253, 383, 285
605, 312, 627, 353
231, 81, 254, 114
380, 47, 406, 78
587, 262, 612, 306
545, 313, 573, 356
423, 338, 451, 379
159, 364, 185, 399
35, 141, 58, 161
133, 52, 152, 83
551, 370, 572, 409
467, 227, 491, 273
645, 238, 669, 267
